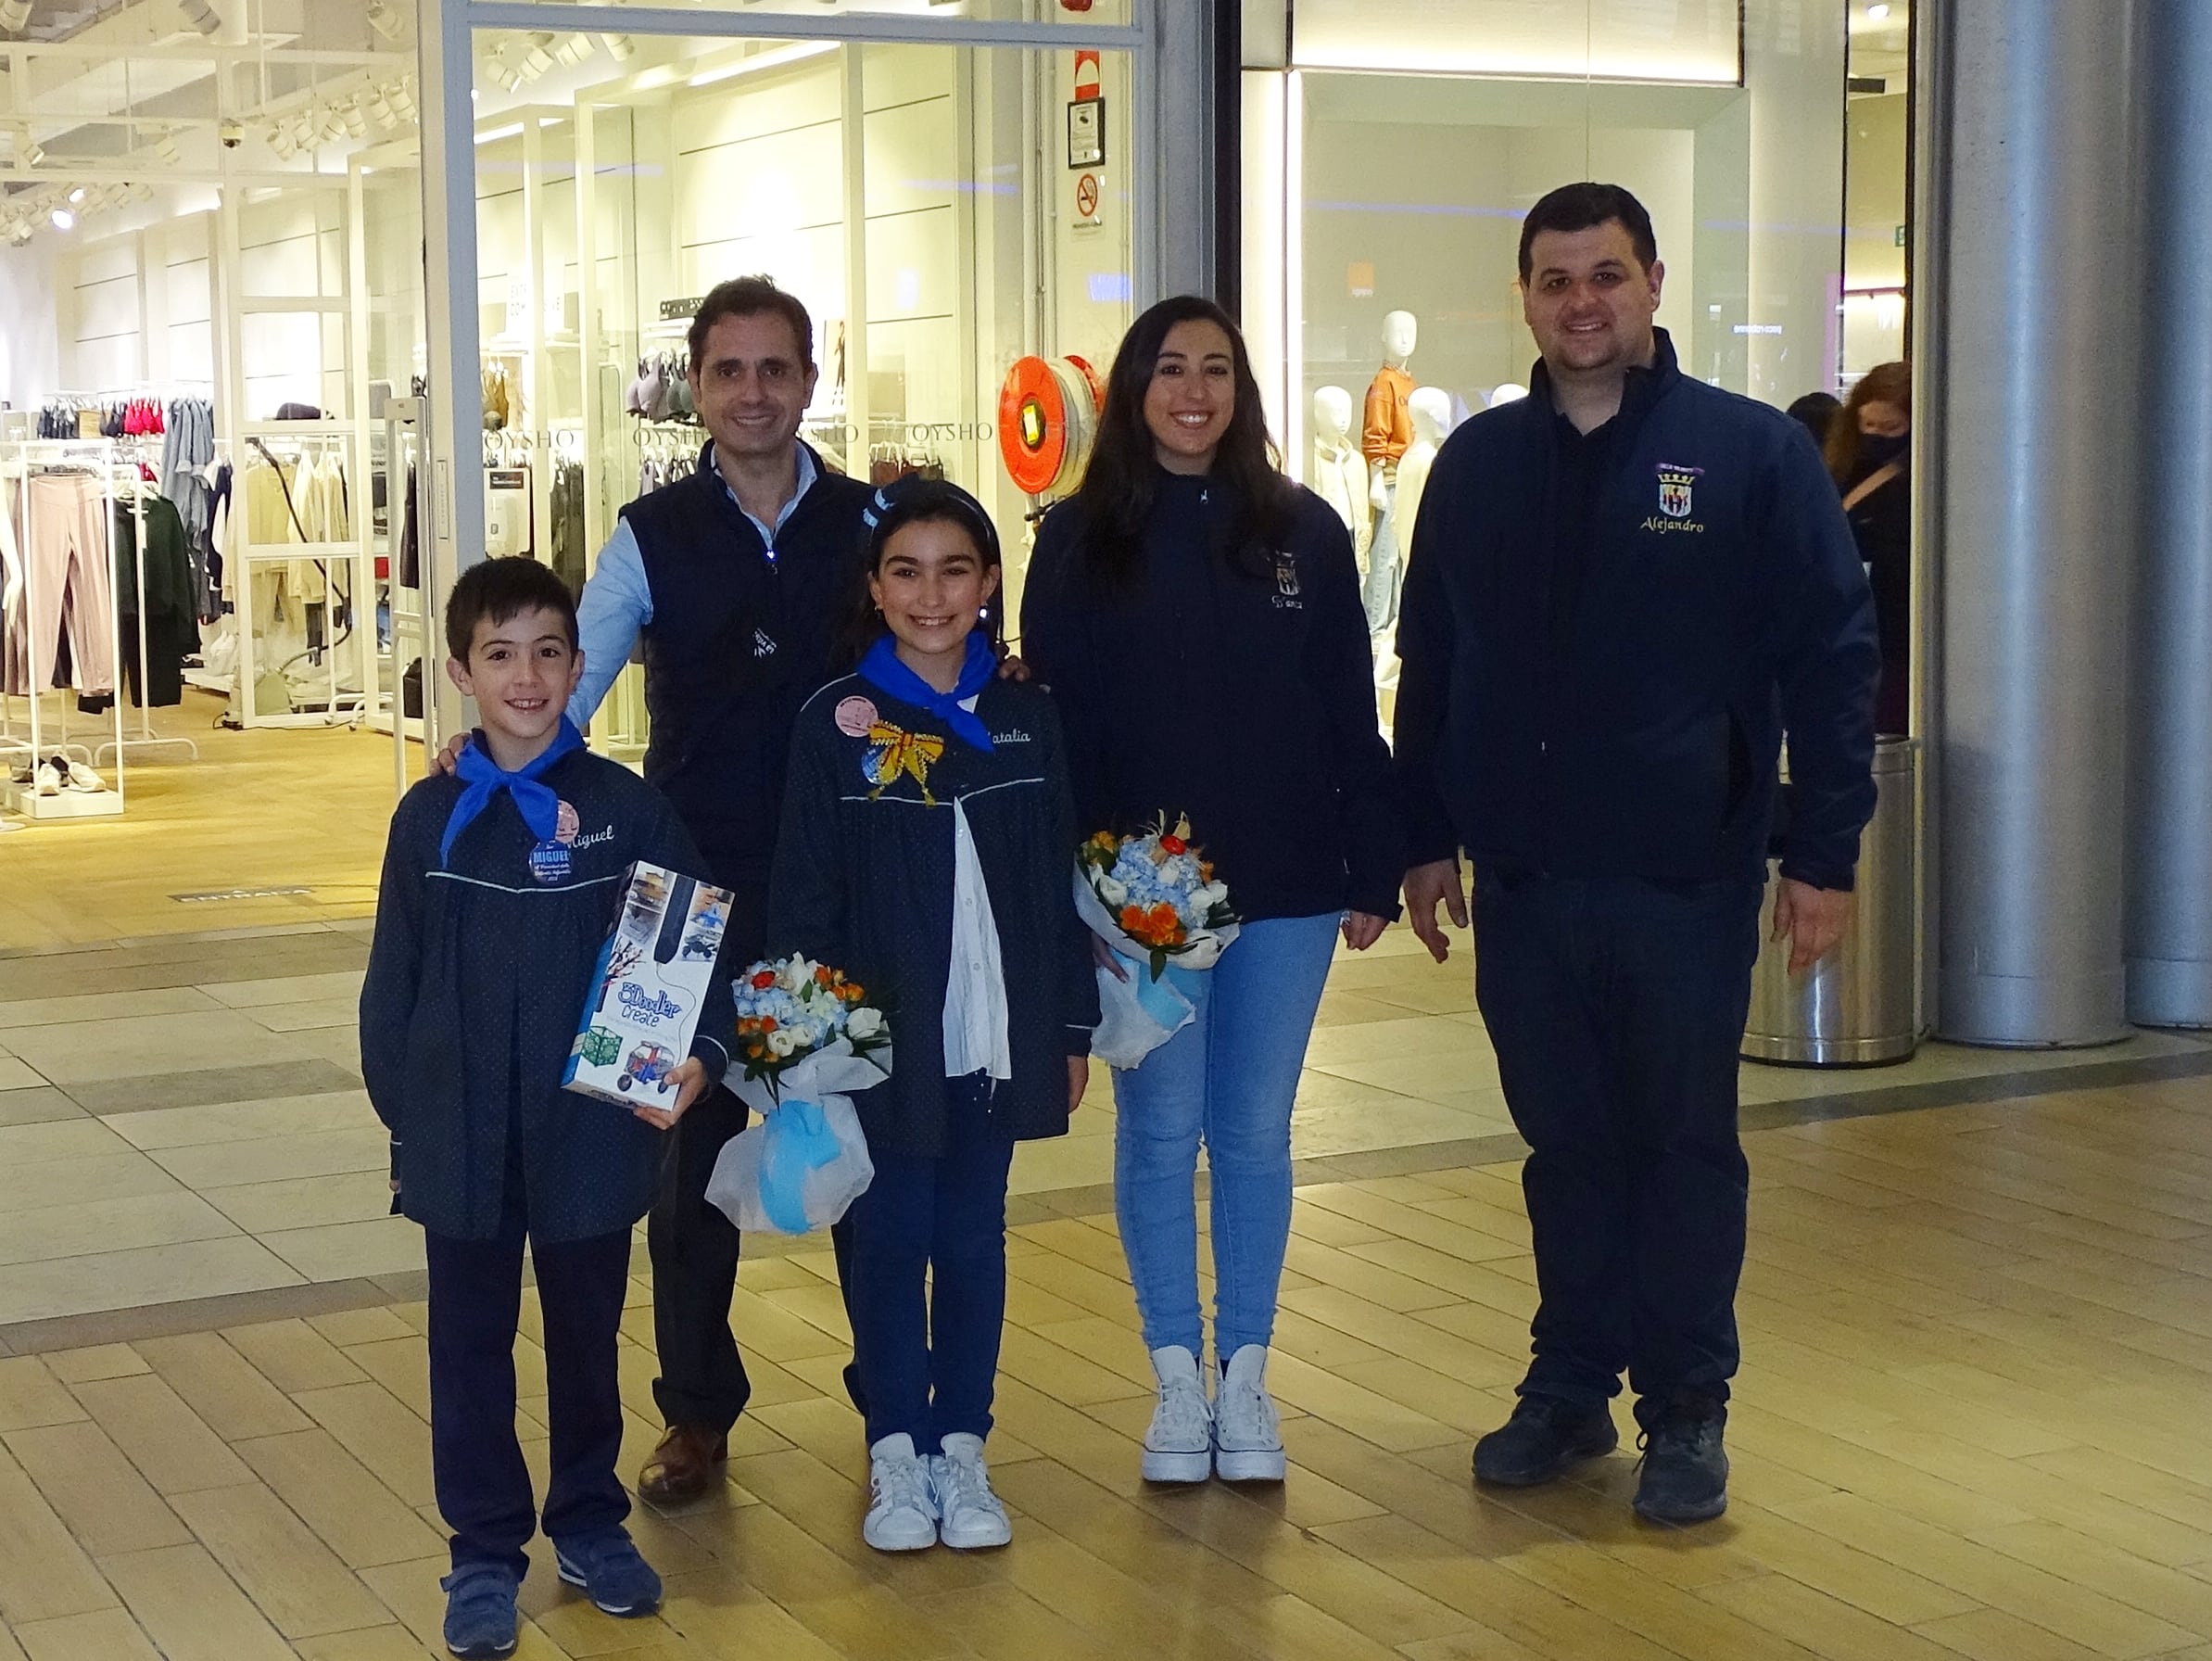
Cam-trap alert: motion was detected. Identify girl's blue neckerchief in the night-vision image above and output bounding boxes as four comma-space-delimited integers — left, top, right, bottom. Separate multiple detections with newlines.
858, 631, 996, 753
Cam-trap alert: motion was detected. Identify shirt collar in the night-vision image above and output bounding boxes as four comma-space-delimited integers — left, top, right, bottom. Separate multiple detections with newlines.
697, 440, 819, 539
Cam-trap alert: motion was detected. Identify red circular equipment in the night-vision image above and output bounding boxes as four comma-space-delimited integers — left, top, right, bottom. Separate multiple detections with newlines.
997, 355, 1106, 498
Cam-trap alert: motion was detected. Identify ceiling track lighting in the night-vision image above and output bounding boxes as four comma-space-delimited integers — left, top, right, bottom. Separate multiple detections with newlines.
388, 82, 416, 121
342, 103, 369, 139
600, 33, 634, 63
156, 133, 182, 166
175, 0, 222, 37
366, 0, 405, 43
0, 0, 32, 32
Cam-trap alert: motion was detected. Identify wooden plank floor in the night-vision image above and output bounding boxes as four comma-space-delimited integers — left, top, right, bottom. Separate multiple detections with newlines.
0, 1076, 2202, 1658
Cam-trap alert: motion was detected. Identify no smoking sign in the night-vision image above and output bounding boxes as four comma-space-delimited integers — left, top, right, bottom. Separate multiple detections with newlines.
1074, 171, 1102, 227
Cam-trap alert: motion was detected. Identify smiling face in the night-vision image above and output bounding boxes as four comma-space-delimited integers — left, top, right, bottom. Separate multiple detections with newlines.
868, 517, 1001, 690
1144, 317, 1237, 475
688, 310, 818, 466
1521, 220, 1664, 380
448, 603, 584, 767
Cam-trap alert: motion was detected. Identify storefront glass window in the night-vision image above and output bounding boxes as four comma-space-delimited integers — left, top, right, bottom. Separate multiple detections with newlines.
483, 0, 1131, 25
470, 27, 1133, 751
1842, 1, 1911, 380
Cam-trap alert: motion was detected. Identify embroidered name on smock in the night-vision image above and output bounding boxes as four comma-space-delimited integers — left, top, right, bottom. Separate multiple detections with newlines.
988, 728, 1032, 744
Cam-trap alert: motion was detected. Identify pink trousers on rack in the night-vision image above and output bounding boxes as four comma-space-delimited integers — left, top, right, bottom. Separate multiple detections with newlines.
19, 475, 115, 699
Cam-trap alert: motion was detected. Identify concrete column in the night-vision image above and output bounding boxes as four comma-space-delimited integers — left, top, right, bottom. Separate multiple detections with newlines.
1926, 0, 2137, 1046
2126, 0, 2212, 1028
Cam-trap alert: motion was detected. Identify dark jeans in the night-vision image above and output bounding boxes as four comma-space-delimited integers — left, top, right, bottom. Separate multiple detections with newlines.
845, 1075, 1016, 1452
646, 881, 864, 1432
426, 1186, 633, 1579
1472, 871, 1763, 1429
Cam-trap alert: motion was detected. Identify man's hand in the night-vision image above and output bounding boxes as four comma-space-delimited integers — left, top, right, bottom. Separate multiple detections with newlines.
1773, 878, 1852, 976
995, 653, 1033, 683
432, 731, 470, 777
1090, 932, 1129, 983
1341, 910, 1388, 951
1068, 1055, 1090, 1113
633, 1057, 711, 1132
1403, 859, 1468, 964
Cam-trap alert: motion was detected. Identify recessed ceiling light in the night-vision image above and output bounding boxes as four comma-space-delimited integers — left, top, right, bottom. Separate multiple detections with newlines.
1868, 3, 1891, 18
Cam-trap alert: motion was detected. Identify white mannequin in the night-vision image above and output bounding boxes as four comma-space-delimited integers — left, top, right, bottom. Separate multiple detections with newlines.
1393, 387, 1452, 563
1489, 382, 1530, 408
1309, 386, 1371, 575
1367, 310, 1419, 512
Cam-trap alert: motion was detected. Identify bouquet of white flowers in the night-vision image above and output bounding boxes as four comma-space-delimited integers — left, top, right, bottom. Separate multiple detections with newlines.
1072, 814, 1242, 1069
704, 955, 891, 1236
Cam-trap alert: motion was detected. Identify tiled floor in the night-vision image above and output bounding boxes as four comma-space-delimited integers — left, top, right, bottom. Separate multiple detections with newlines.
4, 917, 2208, 1329
1, 915, 2209, 1657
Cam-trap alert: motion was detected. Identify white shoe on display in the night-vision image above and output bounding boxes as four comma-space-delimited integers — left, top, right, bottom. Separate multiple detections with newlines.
1141, 1345, 1214, 1483
61, 758, 104, 792
32, 761, 59, 797
1213, 1345, 1287, 1483
929, 1434, 1012, 1550
862, 1434, 940, 1553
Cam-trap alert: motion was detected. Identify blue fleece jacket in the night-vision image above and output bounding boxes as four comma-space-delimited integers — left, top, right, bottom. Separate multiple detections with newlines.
1394, 330, 1879, 893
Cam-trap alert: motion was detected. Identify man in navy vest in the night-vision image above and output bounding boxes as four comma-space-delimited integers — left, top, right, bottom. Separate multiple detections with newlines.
1395, 184, 1877, 1525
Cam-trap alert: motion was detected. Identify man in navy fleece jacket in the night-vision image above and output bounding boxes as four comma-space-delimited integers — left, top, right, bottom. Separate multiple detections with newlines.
1394, 183, 1877, 1526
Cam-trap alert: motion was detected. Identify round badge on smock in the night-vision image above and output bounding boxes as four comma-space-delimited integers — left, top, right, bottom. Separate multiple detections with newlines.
529, 840, 572, 884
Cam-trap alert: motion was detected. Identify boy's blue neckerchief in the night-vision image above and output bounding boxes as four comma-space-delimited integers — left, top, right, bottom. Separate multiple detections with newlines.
858, 632, 996, 753
440, 716, 585, 867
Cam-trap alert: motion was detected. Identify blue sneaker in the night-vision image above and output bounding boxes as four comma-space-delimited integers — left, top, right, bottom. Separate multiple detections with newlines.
440, 1564, 519, 1659
553, 1528, 663, 1617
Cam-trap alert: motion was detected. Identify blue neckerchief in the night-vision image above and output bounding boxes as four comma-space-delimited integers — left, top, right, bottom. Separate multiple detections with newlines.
857, 632, 996, 753
440, 716, 585, 867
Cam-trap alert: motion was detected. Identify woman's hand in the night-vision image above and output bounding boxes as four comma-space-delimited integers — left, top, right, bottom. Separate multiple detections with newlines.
633, 1057, 711, 1132
1090, 932, 1130, 983
1341, 910, 1389, 951
1068, 1055, 1091, 1113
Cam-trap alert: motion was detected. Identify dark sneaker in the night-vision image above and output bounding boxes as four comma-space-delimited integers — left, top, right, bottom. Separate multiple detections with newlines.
1633, 1404, 1730, 1524
1472, 1395, 1619, 1487
440, 1564, 519, 1659
553, 1528, 663, 1617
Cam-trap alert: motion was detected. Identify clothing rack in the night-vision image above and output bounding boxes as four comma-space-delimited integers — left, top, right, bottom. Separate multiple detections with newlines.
96, 463, 199, 767
227, 423, 370, 730
0, 437, 126, 820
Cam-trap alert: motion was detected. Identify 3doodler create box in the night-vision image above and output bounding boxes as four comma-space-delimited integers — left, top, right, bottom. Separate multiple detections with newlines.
563, 861, 732, 1107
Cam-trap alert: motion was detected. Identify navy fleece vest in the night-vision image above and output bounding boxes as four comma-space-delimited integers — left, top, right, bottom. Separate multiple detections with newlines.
619, 444, 872, 888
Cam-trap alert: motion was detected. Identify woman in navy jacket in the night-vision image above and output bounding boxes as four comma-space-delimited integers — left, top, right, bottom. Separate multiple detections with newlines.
1020, 295, 1402, 1486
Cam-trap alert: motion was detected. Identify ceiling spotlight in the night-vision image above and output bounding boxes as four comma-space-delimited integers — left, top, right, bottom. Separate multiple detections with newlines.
321, 108, 349, 143
366, 0, 404, 42
0, 0, 32, 32
553, 32, 593, 68
600, 33, 634, 63
270, 124, 297, 158
176, 0, 222, 36
367, 91, 396, 131
342, 102, 369, 139
129, 182, 152, 202
67, 186, 84, 204
389, 80, 416, 120
1867, 2, 1890, 15
520, 35, 556, 80
156, 133, 182, 165
50, 208, 74, 232
9, 223, 32, 247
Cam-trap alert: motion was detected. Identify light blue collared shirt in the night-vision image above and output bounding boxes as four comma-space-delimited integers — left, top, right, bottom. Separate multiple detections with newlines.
567, 444, 819, 726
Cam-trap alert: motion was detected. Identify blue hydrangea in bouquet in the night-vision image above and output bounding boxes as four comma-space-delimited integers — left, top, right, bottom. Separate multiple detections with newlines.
706, 955, 891, 1236
1073, 813, 1242, 1068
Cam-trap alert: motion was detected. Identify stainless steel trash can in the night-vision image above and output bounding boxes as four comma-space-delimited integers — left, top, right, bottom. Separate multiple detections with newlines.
1741, 736, 1919, 1066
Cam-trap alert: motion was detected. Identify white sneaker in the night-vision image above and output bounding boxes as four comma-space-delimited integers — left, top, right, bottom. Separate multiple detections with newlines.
32, 761, 59, 797
61, 758, 104, 792
1213, 1345, 1286, 1482
929, 1433, 1011, 1550
1141, 1345, 1214, 1483
863, 1434, 940, 1552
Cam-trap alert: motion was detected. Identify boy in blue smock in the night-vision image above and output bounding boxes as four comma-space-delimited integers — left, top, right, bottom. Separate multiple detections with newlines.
360, 557, 734, 1659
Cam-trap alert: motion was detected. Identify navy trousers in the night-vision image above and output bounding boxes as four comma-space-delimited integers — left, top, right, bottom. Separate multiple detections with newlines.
1471, 872, 1764, 1428
426, 1179, 634, 1579
844, 1075, 1017, 1453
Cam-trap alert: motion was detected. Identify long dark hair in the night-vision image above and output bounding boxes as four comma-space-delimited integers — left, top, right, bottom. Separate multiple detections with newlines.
1068, 294, 1291, 587
836, 477, 1007, 669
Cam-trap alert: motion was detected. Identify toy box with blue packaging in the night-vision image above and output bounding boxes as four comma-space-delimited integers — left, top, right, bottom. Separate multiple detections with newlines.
563, 861, 732, 1106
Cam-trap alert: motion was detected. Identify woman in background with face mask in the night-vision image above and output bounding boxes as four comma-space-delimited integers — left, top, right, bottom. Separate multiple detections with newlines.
1826, 361, 1912, 736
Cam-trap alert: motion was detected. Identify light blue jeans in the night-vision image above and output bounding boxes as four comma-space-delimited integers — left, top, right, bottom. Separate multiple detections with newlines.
1112, 912, 1341, 1359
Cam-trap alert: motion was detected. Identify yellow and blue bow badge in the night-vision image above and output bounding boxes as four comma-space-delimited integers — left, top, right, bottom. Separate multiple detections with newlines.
865, 720, 945, 804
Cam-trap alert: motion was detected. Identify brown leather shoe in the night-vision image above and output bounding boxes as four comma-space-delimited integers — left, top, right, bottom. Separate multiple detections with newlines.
637, 1423, 728, 1508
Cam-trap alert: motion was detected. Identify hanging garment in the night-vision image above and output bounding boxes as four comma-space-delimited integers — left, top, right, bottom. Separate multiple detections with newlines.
112, 494, 199, 707
5, 474, 117, 699
484, 464, 532, 559
549, 461, 587, 598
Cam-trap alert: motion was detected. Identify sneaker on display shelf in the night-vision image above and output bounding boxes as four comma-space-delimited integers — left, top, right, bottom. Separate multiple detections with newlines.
61, 757, 104, 792
33, 760, 60, 796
